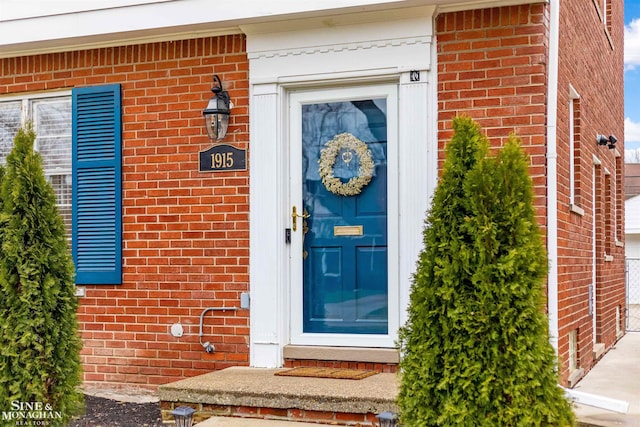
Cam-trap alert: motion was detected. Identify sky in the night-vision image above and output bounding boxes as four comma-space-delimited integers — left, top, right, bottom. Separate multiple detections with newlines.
625, 0, 640, 159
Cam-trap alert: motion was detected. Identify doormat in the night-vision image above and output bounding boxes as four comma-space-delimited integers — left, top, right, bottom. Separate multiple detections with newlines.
275, 367, 378, 380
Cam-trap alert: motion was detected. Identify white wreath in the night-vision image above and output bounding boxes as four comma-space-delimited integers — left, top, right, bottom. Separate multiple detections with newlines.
318, 133, 374, 197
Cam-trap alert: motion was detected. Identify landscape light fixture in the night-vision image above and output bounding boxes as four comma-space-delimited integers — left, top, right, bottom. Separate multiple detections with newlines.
171, 406, 196, 427
375, 411, 399, 427
203, 74, 231, 141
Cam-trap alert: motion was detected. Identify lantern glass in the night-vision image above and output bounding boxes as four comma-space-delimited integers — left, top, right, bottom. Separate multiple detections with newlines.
375, 411, 398, 427
171, 405, 196, 427
203, 95, 230, 141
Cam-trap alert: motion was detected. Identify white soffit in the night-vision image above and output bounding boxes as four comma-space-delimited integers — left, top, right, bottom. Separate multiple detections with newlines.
0, 0, 174, 20
0, 0, 541, 58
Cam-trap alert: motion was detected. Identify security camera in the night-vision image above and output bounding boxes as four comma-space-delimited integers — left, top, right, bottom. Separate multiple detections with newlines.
202, 342, 215, 353
608, 135, 617, 144
596, 134, 608, 146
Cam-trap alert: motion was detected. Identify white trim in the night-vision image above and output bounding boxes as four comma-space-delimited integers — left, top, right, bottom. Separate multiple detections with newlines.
569, 84, 580, 99
243, 6, 435, 84
398, 69, 434, 326
0, 0, 174, 21
247, 7, 436, 366
546, 0, 560, 353
249, 83, 286, 368
288, 83, 399, 348
0, 89, 72, 102
562, 387, 629, 414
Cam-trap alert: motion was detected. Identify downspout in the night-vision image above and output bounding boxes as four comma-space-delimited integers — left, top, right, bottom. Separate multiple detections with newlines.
546, 0, 560, 353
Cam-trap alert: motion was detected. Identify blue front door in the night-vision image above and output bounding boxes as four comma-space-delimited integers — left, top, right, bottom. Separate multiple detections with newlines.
301, 98, 388, 335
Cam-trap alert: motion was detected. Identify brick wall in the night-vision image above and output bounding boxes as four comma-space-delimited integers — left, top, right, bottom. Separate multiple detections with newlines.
0, 2, 626, 391
436, 4, 549, 220
0, 34, 250, 388
437, 1, 625, 385
555, 0, 625, 382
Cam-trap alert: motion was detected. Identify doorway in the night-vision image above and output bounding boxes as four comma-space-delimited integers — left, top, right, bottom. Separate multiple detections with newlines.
289, 84, 398, 347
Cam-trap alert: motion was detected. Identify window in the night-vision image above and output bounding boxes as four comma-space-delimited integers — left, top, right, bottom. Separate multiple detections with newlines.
604, 0, 612, 34
604, 170, 612, 255
0, 101, 22, 161
594, 162, 604, 257
0, 94, 72, 237
569, 85, 582, 210
568, 329, 578, 373
593, 0, 613, 40
0, 85, 122, 285
615, 154, 623, 243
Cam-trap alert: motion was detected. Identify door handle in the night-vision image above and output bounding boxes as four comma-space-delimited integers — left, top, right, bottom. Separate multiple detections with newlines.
291, 205, 310, 232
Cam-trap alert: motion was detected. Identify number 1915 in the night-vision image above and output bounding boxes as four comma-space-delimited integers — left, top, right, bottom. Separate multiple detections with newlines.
212, 152, 234, 169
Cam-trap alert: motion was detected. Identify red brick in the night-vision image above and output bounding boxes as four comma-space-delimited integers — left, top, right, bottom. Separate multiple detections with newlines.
437, 3, 624, 387
0, 34, 250, 388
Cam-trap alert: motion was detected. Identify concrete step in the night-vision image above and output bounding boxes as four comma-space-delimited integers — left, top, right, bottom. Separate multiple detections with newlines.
159, 367, 397, 426
159, 341, 640, 427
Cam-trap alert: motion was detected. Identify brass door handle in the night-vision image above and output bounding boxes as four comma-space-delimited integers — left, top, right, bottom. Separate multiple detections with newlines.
291, 205, 310, 232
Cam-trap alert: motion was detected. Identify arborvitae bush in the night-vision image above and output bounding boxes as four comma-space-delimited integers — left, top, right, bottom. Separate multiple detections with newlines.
398, 117, 575, 426
0, 126, 83, 425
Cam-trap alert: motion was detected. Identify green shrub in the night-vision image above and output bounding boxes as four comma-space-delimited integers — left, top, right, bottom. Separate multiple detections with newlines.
398, 117, 575, 426
0, 126, 83, 426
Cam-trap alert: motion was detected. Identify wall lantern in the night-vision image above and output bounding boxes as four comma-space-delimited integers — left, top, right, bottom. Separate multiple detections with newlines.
203, 74, 231, 141
171, 405, 196, 427
375, 411, 399, 427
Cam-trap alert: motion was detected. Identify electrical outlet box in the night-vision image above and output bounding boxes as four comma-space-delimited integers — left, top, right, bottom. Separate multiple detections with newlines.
240, 292, 250, 309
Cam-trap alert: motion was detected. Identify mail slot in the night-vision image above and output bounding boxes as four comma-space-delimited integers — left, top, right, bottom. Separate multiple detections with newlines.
334, 225, 363, 236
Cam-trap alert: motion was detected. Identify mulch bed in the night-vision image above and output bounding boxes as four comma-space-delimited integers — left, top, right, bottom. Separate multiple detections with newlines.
66, 394, 163, 427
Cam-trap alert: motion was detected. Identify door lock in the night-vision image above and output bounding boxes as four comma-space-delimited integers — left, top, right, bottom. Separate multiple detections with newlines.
291, 205, 310, 232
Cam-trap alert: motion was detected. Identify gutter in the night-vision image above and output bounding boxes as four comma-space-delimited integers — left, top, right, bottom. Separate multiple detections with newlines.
546, 0, 560, 353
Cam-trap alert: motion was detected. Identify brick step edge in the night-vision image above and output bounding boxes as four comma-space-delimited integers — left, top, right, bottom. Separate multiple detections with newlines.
160, 401, 379, 426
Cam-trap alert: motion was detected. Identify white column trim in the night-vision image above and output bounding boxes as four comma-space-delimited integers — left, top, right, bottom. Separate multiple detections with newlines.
249, 83, 287, 367
398, 70, 434, 324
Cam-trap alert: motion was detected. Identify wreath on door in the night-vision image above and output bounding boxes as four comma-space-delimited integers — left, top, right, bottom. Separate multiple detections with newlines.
318, 132, 374, 197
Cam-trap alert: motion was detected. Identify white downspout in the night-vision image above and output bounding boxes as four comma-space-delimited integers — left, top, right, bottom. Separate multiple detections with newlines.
546, 0, 560, 353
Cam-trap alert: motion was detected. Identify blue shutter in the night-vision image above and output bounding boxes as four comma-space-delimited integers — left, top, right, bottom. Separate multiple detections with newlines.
72, 84, 122, 285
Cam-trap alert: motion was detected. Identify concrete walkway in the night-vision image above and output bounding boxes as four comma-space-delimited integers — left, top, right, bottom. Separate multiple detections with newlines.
572, 332, 640, 427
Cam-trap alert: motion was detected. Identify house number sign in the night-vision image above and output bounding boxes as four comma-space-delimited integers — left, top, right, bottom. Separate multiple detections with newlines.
199, 144, 246, 172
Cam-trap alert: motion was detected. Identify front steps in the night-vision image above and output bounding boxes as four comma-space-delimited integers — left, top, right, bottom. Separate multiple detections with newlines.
158, 367, 398, 426
158, 366, 624, 427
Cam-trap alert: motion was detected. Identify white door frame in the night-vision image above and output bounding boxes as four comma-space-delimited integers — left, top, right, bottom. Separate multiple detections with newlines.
288, 84, 399, 348
246, 6, 437, 367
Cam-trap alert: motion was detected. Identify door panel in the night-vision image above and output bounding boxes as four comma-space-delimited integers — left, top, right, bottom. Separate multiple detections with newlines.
301, 98, 388, 335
